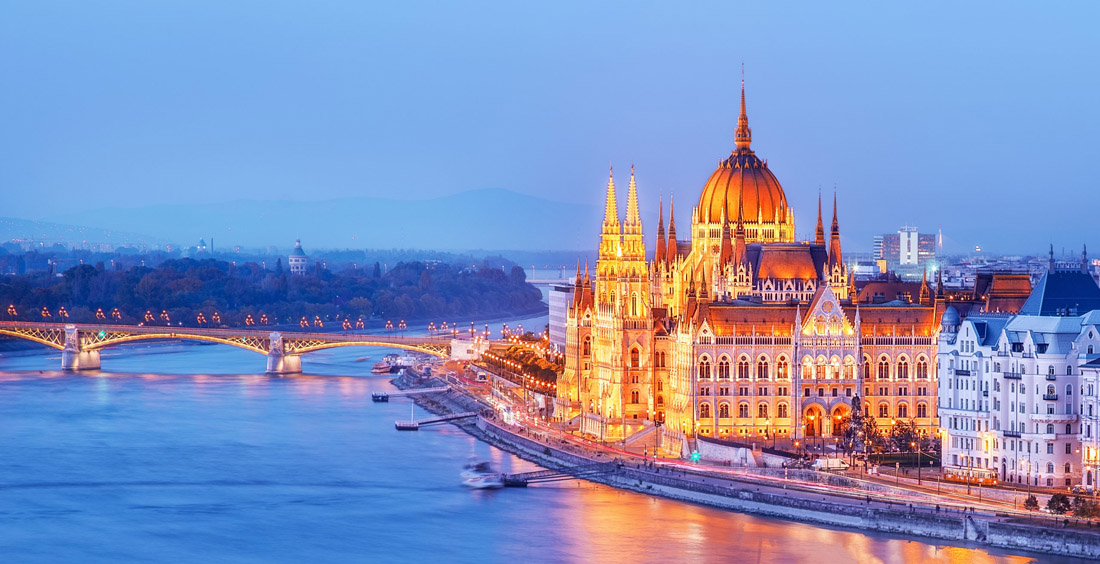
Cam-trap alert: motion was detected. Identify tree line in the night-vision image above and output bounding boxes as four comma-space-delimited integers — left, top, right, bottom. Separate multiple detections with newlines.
0, 258, 544, 326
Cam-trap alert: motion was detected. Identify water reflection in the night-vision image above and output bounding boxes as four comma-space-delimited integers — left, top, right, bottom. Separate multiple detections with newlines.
0, 315, 1082, 563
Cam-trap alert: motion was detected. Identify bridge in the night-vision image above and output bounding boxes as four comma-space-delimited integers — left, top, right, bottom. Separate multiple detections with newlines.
0, 321, 489, 374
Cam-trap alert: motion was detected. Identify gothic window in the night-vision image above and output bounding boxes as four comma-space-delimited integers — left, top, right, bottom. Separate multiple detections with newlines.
720, 403, 731, 418
757, 357, 769, 379
736, 403, 748, 418
863, 356, 872, 379
700, 403, 711, 418
758, 403, 769, 418
917, 403, 928, 418
777, 357, 789, 379
916, 357, 928, 379
631, 292, 638, 316
878, 357, 890, 379
897, 403, 908, 418
582, 336, 591, 357
777, 403, 789, 418
879, 403, 889, 418
630, 348, 640, 368
897, 358, 909, 380
657, 395, 664, 406
738, 356, 750, 379
718, 357, 731, 379
815, 358, 826, 379
699, 357, 711, 379
630, 390, 639, 404
657, 380, 663, 391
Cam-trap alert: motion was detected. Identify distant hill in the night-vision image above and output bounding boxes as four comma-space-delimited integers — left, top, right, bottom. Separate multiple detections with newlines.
42, 189, 602, 251
0, 217, 165, 247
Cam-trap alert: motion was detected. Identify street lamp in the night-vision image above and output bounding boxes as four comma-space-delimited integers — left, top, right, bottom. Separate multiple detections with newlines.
911, 440, 922, 485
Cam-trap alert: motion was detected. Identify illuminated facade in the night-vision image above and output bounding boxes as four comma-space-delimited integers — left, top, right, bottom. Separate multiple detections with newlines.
289, 238, 308, 276
557, 80, 943, 456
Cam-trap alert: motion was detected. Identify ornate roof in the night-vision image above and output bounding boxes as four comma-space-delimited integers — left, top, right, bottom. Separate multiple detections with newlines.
695, 79, 790, 228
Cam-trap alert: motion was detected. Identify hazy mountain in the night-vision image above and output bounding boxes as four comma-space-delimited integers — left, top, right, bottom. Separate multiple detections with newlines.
0, 217, 165, 247
43, 189, 603, 251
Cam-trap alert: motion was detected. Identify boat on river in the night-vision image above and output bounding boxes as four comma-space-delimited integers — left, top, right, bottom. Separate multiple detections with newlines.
461, 461, 503, 489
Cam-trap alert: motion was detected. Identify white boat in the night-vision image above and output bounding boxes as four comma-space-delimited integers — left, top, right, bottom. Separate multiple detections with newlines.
461, 461, 504, 489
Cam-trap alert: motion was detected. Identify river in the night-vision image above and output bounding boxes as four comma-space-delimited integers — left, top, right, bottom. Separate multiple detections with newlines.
0, 314, 1080, 563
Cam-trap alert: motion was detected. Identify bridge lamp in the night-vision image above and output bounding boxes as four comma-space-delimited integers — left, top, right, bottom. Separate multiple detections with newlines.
98, 330, 106, 339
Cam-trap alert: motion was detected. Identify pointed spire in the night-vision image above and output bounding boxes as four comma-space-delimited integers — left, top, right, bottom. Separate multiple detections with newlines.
719, 215, 734, 267
654, 197, 666, 265
626, 164, 640, 226
919, 266, 930, 305
814, 188, 825, 246
1083, 244, 1089, 274
829, 189, 842, 267
603, 165, 619, 226
935, 266, 945, 300
666, 195, 678, 265
733, 193, 747, 266
699, 271, 709, 299
584, 260, 591, 285
735, 64, 752, 151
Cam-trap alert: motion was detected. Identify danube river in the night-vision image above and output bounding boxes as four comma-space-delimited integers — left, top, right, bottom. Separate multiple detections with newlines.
0, 316, 1081, 563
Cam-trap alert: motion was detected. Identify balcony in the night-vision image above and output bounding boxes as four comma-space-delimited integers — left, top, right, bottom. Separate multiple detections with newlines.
1043, 393, 1058, 400
1046, 374, 1057, 381
983, 390, 989, 397
1003, 372, 1022, 380
955, 369, 971, 376
1030, 413, 1078, 423
1003, 430, 1022, 438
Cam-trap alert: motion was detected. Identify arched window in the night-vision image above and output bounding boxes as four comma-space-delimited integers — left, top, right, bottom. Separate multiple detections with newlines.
777, 357, 789, 379
656, 380, 663, 391
916, 357, 928, 379
878, 357, 890, 379
656, 351, 665, 368
1048, 462, 1055, 474
917, 403, 928, 418
897, 358, 909, 379
1047, 423, 1055, 434
879, 404, 889, 418
582, 336, 591, 356
656, 395, 664, 406
1067, 423, 1072, 435
700, 403, 711, 418
758, 403, 769, 418
630, 390, 639, 404
1047, 384, 1056, 396
630, 348, 640, 368
699, 357, 711, 379
1067, 384, 1073, 396
757, 357, 769, 380
863, 356, 872, 379
1066, 462, 1072, 474
897, 403, 908, 418
737, 403, 748, 418
718, 403, 730, 418
1067, 365, 1073, 375
631, 293, 638, 316
777, 403, 789, 418
718, 357, 730, 379
1049, 365, 1056, 376
737, 356, 750, 379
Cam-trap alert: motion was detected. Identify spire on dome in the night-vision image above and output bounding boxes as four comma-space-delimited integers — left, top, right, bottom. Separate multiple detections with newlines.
733, 191, 747, 266
735, 64, 752, 151
719, 214, 733, 267
654, 197, 667, 265
814, 189, 825, 246
626, 164, 640, 226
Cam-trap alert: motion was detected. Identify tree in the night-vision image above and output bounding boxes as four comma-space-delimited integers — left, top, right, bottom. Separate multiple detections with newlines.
1024, 495, 1039, 512
275, 258, 283, 275
509, 265, 526, 284
1072, 496, 1097, 519
372, 262, 382, 278
1048, 493, 1073, 515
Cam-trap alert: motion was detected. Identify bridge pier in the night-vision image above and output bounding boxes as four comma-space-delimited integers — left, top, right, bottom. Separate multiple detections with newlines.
265, 331, 302, 374
61, 325, 100, 371
266, 353, 301, 374
61, 348, 101, 371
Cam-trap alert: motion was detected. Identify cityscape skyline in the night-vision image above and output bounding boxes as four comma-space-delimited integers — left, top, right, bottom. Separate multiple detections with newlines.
2, 3, 1099, 254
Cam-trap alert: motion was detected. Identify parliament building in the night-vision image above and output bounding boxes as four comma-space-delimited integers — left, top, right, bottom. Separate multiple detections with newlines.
556, 81, 946, 455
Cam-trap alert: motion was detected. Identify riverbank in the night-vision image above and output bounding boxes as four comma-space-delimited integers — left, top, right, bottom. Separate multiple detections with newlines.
392, 371, 1100, 560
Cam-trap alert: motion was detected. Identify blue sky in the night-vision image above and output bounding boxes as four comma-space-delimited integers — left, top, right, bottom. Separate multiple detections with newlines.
2, 2, 1098, 253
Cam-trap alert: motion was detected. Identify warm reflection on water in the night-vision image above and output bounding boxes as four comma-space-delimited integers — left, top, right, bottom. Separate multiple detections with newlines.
0, 330, 1083, 563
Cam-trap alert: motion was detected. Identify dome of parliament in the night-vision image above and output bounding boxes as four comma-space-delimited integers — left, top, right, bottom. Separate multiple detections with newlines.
694, 81, 790, 228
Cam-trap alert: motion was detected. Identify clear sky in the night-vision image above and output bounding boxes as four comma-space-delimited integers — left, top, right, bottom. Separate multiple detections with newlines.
2, 2, 1098, 254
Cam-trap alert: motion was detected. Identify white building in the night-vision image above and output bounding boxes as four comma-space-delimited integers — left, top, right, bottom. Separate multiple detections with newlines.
1078, 345, 1100, 488
547, 283, 573, 352
289, 239, 308, 276
938, 258, 1100, 489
